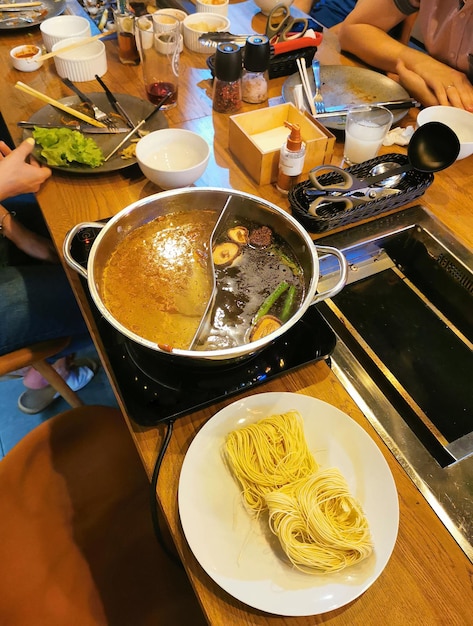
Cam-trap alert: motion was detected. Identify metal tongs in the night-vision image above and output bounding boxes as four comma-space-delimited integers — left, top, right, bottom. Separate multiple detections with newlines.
198, 32, 252, 48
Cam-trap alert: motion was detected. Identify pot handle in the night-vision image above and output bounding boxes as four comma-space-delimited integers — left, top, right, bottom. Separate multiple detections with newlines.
63, 222, 105, 279
311, 245, 348, 304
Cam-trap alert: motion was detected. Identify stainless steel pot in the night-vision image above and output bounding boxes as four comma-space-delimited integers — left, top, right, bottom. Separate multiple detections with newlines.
64, 188, 347, 363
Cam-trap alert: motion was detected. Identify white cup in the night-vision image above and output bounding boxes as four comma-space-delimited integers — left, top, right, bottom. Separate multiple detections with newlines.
40, 15, 91, 52
153, 8, 187, 32
195, 0, 229, 16
344, 105, 393, 165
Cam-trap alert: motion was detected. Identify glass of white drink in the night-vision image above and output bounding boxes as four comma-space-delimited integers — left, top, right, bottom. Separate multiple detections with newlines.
344, 105, 393, 165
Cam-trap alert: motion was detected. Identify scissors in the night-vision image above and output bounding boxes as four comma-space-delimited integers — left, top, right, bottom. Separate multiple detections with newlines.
304, 164, 401, 215
265, 4, 308, 44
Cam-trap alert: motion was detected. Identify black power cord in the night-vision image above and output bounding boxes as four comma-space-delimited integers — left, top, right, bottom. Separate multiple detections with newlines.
149, 417, 184, 570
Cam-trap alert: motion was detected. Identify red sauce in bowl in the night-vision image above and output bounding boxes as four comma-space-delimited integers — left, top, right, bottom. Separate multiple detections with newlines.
14, 46, 40, 59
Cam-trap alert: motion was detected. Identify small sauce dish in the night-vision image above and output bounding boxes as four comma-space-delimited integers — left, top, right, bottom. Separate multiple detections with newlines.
10, 44, 43, 72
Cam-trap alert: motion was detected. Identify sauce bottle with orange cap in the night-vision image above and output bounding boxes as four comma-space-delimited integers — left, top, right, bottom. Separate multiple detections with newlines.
276, 122, 306, 194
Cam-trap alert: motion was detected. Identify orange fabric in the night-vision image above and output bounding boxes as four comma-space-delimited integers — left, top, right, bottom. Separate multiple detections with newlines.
0, 406, 206, 626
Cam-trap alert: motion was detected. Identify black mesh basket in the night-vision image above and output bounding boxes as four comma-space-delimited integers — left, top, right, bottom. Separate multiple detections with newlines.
288, 153, 434, 234
268, 46, 317, 79
206, 46, 317, 80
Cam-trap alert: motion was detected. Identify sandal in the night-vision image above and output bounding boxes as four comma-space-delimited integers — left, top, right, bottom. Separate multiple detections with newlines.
17, 359, 99, 415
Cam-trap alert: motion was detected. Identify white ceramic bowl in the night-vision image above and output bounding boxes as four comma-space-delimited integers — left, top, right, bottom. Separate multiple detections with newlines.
136, 128, 210, 189
52, 36, 107, 82
153, 8, 187, 32
182, 13, 230, 54
417, 105, 473, 160
40, 15, 91, 52
253, 0, 294, 16
10, 44, 43, 72
195, 0, 229, 17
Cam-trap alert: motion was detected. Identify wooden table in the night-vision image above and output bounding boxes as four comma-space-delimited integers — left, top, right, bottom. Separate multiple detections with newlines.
2, 2, 473, 623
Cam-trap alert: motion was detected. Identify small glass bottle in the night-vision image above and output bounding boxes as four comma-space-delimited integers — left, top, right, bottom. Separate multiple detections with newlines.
276, 122, 306, 194
212, 43, 242, 114
241, 35, 270, 104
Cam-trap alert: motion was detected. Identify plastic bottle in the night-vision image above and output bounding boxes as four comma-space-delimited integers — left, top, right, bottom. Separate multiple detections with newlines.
241, 35, 270, 104
276, 122, 306, 194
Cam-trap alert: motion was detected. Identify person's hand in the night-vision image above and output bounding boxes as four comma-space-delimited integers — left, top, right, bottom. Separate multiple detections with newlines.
1, 212, 58, 263
0, 138, 51, 202
396, 58, 473, 111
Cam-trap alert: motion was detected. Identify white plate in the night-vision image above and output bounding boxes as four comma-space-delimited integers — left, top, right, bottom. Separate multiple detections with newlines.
178, 392, 399, 617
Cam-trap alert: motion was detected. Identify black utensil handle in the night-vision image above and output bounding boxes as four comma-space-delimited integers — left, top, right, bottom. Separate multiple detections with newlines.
95, 74, 136, 129
95, 74, 117, 105
60, 77, 93, 106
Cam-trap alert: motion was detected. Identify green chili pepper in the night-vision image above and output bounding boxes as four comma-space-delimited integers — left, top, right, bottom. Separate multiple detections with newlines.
270, 247, 302, 276
280, 285, 296, 322
254, 281, 289, 322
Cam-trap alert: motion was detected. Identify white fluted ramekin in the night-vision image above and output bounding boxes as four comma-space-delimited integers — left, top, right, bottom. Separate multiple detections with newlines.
52, 37, 107, 82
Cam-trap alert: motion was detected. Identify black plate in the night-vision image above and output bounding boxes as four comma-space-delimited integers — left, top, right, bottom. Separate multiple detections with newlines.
0, 0, 65, 30
23, 93, 168, 174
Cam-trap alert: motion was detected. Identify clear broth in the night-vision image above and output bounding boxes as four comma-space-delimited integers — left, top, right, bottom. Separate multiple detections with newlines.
195, 217, 304, 351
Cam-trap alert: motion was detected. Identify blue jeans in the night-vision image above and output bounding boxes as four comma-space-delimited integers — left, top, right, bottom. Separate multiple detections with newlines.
0, 194, 91, 357
0, 264, 90, 356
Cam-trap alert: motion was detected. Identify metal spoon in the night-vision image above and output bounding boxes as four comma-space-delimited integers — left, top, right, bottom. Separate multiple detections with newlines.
369, 161, 405, 188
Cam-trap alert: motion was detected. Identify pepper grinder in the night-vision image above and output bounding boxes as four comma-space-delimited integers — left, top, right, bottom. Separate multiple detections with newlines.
242, 35, 270, 104
212, 42, 242, 114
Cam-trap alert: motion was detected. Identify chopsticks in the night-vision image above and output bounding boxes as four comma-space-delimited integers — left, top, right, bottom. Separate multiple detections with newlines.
296, 57, 316, 117
38, 31, 109, 62
103, 93, 171, 162
15, 81, 107, 128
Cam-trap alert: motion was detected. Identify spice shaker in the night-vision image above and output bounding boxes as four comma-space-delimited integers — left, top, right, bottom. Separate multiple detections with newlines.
212, 42, 242, 113
242, 35, 270, 104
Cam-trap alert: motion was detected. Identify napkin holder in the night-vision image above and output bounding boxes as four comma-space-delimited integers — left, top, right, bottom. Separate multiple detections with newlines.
229, 103, 335, 186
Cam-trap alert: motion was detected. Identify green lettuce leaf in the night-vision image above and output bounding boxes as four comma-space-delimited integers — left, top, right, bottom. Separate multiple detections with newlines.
32, 127, 105, 168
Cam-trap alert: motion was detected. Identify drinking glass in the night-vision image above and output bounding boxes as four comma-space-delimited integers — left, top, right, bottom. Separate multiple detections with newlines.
114, 9, 140, 66
136, 13, 179, 110
343, 105, 393, 165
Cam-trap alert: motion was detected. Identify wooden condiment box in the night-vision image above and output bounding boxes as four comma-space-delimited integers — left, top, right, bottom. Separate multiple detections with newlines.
228, 103, 335, 186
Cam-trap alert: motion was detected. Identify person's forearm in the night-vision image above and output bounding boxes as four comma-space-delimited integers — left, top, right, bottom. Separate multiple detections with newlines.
339, 22, 442, 77
292, 0, 314, 16
338, 23, 408, 72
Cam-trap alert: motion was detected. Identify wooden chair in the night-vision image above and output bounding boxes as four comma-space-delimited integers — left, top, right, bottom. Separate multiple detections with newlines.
0, 337, 83, 408
0, 405, 206, 626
